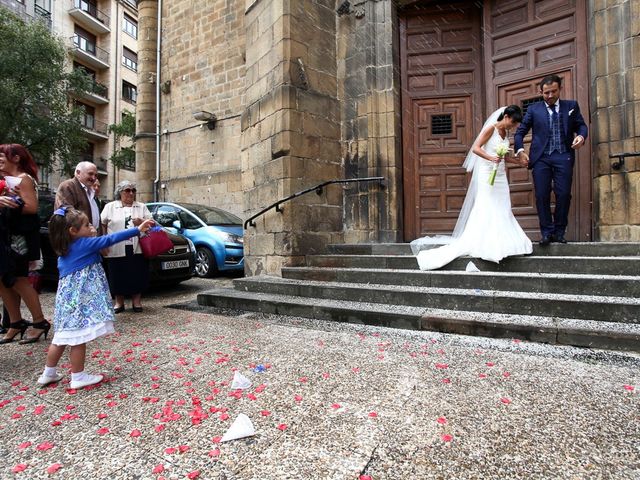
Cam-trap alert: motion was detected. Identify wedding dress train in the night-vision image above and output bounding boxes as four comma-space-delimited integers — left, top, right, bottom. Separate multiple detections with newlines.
412, 120, 533, 271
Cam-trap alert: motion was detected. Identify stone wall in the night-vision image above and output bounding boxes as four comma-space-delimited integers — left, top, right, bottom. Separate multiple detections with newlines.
591, 0, 640, 240
337, 0, 403, 243
241, 0, 343, 276
154, 0, 245, 215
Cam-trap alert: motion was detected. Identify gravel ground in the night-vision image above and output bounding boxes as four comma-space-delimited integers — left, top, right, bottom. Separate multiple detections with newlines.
0, 275, 638, 480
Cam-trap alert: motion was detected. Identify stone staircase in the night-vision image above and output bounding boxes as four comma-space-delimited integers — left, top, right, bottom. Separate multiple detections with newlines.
197, 243, 640, 352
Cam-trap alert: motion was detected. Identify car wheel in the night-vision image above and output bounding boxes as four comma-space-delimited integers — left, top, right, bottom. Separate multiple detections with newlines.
195, 247, 217, 278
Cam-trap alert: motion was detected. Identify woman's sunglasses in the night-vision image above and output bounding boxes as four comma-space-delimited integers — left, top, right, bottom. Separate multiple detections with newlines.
123, 188, 137, 193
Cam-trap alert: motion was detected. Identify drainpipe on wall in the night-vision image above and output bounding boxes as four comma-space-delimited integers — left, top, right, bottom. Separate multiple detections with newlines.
153, 0, 162, 201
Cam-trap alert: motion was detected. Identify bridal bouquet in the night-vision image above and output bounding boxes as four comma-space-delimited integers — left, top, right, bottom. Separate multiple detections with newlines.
488, 143, 510, 186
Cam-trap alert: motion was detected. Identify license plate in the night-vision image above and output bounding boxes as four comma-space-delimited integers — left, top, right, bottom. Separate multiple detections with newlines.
161, 260, 189, 270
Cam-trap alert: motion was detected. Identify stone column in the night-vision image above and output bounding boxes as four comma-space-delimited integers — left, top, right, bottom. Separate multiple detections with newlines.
241, 0, 343, 276
591, 0, 640, 240
338, 0, 403, 243
135, 0, 159, 202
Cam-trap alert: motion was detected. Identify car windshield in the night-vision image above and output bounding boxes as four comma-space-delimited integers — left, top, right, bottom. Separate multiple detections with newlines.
179, 203, 242, 226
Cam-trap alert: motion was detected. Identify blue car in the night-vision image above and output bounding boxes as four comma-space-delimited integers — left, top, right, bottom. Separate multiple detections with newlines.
146, 202, 244, 278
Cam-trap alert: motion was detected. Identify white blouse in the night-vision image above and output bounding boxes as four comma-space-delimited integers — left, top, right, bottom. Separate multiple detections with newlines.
100, 201, 152, 258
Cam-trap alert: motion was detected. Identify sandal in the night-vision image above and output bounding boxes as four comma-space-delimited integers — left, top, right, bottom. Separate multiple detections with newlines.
0, 320, 31, 344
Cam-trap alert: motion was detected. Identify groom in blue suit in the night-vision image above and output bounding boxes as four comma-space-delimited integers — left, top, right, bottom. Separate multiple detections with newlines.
514, 74, 588, 245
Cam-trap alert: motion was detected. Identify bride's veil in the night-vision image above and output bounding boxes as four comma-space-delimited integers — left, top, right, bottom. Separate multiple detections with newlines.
410, 107, 506, 255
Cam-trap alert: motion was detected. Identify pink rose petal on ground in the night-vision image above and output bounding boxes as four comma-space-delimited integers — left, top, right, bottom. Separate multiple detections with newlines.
97, 413, 107, 419
152, 464, 164, 474
260, 410, 271, 416
130, 429, 142, 438
47, 463, 62, 474
298, 377, 308, 383
12, 464, 28, 473
178, 445, 190, 453
208, 448, 220, 457
352, 367, 360, 373
37, 441, 54, 451
435, 363, 448, 369
368, 412, 378, 418
500, 397, 512, 404
155, 424, 165, 432
97, 427, 110, 435
360, 476, 372, 480
331, 403, 341, 409
437, 417, 447, 424
486, 362, 495, 367
478, 373, 487, 379
294, 395, 303, 402
219, 413, 229, 421
503, 372, 511, 378
277, 423, 288, 431
442, 378, 451, 384
211, 436, 222, 443
441, 434, 453, 442
164, 447, 177, 454
187, 471, 200, 479
322, 372, 330, 379
623, 385, 635, 391
18, 441, 32, 450
34, 405, 46, 415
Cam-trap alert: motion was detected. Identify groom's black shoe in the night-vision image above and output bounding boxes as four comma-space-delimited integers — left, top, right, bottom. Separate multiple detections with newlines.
539, 235, 552, 246
552, 234, 567, 244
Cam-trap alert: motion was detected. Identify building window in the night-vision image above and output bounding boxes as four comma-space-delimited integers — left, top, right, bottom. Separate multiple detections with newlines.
74, 25, 97, 55
122, 47, 138, 72
122, 81, 137, 104
123, 13, 137, 38
123, 0, 138, 8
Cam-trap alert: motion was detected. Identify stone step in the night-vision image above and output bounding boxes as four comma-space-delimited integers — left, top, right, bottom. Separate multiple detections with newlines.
233, 276, 640, 323
282, 267, 640, 298
306, 254, 640, 276
328, 242, 640, 257
196, 288, 640, 352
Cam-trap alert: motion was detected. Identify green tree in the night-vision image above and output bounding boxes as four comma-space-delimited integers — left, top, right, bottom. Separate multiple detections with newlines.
108, 111, 136, 170
0, 7, 91, 175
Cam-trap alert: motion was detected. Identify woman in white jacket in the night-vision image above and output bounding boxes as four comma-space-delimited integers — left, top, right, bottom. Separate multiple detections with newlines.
100, 181, 152, 313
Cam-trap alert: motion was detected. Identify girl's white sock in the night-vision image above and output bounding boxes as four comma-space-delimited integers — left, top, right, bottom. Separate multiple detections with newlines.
44, 366, 58, 377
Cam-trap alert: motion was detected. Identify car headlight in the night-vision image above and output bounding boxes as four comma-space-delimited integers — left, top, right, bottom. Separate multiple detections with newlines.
185, 237, 196, 253
218, 232, 243, 245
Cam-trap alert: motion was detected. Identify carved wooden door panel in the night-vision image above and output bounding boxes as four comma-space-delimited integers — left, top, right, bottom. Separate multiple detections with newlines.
400, 3, 484, 240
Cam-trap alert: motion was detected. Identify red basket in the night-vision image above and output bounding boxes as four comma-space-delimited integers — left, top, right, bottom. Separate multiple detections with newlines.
139, 227, 173, 258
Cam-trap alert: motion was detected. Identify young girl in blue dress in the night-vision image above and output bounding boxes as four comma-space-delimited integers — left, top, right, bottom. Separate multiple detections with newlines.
37, 206, 154, 389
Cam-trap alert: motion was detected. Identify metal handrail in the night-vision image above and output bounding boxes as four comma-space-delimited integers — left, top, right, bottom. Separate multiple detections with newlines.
244, 176, 386, 229
610, 152, 640, 170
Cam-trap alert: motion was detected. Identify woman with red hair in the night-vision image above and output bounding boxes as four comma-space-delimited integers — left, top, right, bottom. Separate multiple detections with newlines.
0, 143, 50, 344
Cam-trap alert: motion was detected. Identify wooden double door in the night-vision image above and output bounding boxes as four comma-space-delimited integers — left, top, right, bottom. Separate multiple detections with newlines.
401, 0, 591, 242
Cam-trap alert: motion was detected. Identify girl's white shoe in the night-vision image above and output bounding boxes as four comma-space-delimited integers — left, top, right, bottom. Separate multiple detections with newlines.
70, 373, 103, 389
37, 373, 64, 386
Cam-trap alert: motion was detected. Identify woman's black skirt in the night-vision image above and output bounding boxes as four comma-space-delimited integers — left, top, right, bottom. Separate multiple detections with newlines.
106, 245, 149, 296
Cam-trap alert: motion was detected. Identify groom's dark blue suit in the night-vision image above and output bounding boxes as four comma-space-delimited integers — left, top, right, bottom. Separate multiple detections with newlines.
514, 100, 588, 239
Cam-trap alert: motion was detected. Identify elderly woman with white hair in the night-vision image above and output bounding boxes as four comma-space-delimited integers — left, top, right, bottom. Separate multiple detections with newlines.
100, 180, 152, 313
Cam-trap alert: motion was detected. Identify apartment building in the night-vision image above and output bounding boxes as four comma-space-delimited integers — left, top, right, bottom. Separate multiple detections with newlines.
0, 0, 139, 199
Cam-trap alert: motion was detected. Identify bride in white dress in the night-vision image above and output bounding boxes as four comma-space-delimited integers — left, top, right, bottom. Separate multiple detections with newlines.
412, 106, 533, 270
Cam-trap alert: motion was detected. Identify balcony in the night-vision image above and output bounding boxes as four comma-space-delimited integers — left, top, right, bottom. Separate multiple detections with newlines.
68, 0, 110, 34
80, 115, 109, 140
79, 79, 109, 105
70, 35, 110, 70
79, 154, 108, 174
34, 4, 52, 30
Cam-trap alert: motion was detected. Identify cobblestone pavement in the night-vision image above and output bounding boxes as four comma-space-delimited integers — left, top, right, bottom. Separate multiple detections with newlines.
0, 276, 638, 480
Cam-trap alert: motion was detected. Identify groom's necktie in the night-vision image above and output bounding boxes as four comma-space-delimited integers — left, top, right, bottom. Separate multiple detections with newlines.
547, 104, 565, 154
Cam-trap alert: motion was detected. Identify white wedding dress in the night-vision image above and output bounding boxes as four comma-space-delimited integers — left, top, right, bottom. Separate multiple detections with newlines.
413, 123, 533, 271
